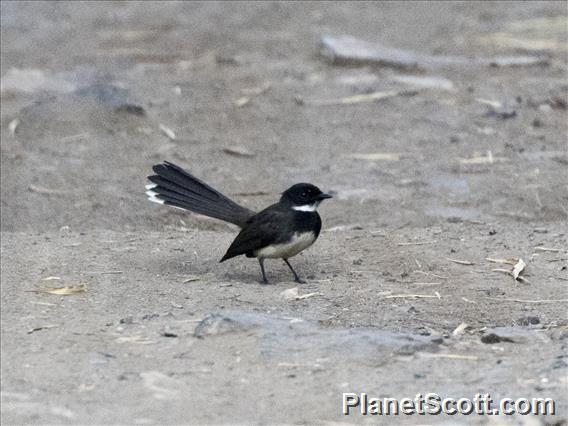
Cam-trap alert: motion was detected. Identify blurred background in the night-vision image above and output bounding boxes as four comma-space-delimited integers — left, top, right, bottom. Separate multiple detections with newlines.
1, 2, 567, 425
2, 1, 566, 233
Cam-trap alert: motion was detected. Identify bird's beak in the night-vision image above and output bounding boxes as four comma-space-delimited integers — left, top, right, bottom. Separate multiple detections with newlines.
318, 193, 333, 200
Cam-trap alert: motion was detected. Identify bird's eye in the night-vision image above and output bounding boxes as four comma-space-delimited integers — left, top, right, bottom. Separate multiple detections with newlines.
302, 192, 306, 197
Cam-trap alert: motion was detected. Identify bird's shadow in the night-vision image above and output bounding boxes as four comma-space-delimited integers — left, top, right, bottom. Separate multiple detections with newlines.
144, 251, 314, 285
222, 257, 314, 285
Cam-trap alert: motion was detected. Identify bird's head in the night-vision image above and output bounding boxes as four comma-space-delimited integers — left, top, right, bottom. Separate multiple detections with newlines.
280, 183, 332, 212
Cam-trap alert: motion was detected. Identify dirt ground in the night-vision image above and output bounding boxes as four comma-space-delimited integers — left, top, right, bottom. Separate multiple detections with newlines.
1, 1, 567, 425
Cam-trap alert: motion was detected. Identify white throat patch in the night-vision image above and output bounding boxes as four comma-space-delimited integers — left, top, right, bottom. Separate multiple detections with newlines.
292, 202, 319, 212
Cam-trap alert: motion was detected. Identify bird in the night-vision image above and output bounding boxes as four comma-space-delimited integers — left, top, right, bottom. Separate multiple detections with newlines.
145, 161, 332, 284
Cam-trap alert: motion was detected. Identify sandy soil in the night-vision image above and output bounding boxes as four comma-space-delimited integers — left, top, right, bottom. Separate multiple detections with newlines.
1, 1, 567, 425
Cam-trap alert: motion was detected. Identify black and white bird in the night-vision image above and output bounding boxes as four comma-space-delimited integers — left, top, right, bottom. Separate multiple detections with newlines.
146, 161, 332, 284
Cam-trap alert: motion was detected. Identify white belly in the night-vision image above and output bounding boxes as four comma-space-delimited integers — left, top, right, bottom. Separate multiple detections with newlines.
254, 232, 316, 259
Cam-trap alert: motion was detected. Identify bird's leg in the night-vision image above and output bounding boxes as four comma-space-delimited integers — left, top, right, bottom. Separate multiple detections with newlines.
258, 258, 269, 284
283, 258, 306, 284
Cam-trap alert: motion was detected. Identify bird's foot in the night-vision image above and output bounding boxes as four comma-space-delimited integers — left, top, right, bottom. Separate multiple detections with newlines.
260, 278, 270, 285
294, 277, 307, 284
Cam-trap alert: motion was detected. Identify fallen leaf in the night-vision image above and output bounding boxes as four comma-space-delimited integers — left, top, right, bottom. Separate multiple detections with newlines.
446, 258, 475, 266
9, 118, 20, 137
452, 322, 470, 336
27, 325, 58, 334
534, 247, 564, 253
280, 287, 319, 301
41, 276, 62, 281
347, 153, 401, 161
159, 123, 176, 141
492, 259, 529, 283
297, 292, 319, 300
393, 75, 455, 91
460, 151, 508, 165
182, 276, 200, 283
512, 258, 527, 280
320, 34, 549, 69
38, 284, 87, 295
304, 90, 415, 106
28, 184, 70, 195
234, 96, 250, 107
222, 146, 256, 158
280, 288, 300, 300
477, 98, 518, 119
475, 98, 503, 108
78, 383, 96, 392
485, 257, 518, 265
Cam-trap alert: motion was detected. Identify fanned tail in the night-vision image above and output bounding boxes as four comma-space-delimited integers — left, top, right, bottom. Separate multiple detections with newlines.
146, 161, 254, 227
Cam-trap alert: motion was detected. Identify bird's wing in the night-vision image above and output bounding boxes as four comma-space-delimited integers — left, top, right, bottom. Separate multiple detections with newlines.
220, 208, 286, 261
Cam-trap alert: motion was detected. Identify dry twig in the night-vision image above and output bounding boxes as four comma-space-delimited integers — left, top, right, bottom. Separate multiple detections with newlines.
446, 258, 475, 265
384, 294, 440, 299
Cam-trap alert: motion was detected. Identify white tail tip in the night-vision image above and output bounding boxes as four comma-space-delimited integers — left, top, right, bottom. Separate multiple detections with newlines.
148, 196, 164, 205
145, 183, 157, 190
